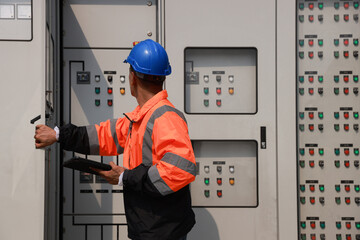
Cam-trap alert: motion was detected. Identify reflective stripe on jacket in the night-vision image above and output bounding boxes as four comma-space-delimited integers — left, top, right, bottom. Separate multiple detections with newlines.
85, 90, 196, 196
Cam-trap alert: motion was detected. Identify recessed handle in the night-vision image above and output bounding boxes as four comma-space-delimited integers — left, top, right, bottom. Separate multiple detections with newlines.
30, 115, 41, 124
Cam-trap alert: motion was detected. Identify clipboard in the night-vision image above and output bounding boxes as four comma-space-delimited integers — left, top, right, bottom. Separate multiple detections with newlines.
63, 157, 112, 175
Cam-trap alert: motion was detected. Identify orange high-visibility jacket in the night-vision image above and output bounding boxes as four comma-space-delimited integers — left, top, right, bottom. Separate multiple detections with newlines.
86, 90, 196, 195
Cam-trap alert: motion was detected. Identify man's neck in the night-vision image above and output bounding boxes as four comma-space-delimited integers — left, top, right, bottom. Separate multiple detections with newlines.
137, 88, 162, 108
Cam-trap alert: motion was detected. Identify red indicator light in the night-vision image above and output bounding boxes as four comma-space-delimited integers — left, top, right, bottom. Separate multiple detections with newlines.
216, 88, 221, 95
344, 39, 349, 46
309, 52, 314, 58
309, 3, 314, 9
344, 76, 349, 82
309, 39, 314, 46
344, 124, 349, 131
345, 161, 350, 167
107, 88, 113, 94
309, 124, 314, 131
309, 112, 314, 119
344, 149, 350, 155
344, 2, 350, 9
309, 88, 314, 95
344, 51, 349, 58
344, 112, 349, 118
311, 235, 316, 240
216, 100, 222, 107
310, 197, 315, 204
347, 235, 352, 240
309, 15, 314, 22
345, 185, 350, 192
107, 100, 113, 106
309, 161, 315, 168
310, 222, 316, 228
309, 149, 315, 155
346, 222, 351, 229
344, 14, 349, 21
309, 76, 314, 82
344, 88, 349, 95
217, 178, 222, 185
217, 190, 222, 198
310, 185, 315, 192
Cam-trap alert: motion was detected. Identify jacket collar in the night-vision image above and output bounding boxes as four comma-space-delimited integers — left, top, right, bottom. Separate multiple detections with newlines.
129, 90, 168, 122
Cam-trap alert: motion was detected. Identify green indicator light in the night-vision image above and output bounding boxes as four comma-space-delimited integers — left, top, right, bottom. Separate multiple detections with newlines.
336, 197, 341, 204
355, 112, 359, 119
300, 185, 305, 192
319, 3, 324, 9
299, 52, 304, 59
300, 149, 305, 155
301, 234, 306, 240
299, 40, 304, 46
334, 51, 339, 58
319, 149, 324, 155
354, 75, 359, 82
301, 222, 306, 229
299, 15, 304, 22
355, 185, 360, 192
355, 2, 359, 9
334, 2, 340, 9
204, 178, 209, 185
204, 88, 209, 95
334, 39, 340, 46
299, 112, 305, 119
300, 161, 305, 168
335, 148, 340, 155
318, 112, 324, 119
356, 222, 360, 229
354, 148, 359, 155
336, 222, 341, 229
95, 88, 100, 94
334, 112, 340, 119
95, 99, 100, 106
334, 75, 340, 82
299, 3, 304, 10
337, 234, 342, 240
299, 88, 304, 95
204, 99, 209, 107
299, 124, 305, 131
318, 76, 324, 82
320, 222, 326, 229
320, 185, 325, 192
335, 185, 341, 192
354, 39, 359, 46
334, 124, 340, 131
334, 88, 340, 95
318, 39, 323, 46
299, 76, 304, 83
300, 197, 306, 204
335, 161, 340, 168
334, 14, 340, 22
204, 190, 210, 198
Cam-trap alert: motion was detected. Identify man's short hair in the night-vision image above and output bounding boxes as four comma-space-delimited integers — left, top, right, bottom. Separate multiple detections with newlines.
130, 65, 165, 86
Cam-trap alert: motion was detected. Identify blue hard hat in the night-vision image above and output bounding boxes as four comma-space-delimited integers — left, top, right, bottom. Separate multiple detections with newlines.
124, 39, 172, 76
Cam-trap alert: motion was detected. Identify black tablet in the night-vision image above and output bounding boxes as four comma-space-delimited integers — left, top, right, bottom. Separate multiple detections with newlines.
63, 157, 112, 175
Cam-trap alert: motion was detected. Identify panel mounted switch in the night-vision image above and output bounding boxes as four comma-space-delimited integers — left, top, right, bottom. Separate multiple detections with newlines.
77, 71, 90, 84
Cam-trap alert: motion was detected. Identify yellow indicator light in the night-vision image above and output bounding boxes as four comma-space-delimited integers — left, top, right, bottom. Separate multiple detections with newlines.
229, 88, 234, 95
120, 88, 126, 95
229, 178, 235, 185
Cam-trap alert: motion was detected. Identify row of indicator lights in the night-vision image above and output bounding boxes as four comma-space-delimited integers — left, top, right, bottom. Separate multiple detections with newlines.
300, 222, 360, 230
204, 99, 223, 107
299, 160, 360, 168
299, 112, 360, 119
300, 197, 360, 205
301, 234, 360, 240
299, 184, 360, 193
299, 51, 359, 59
299, 75, 359, 83
299, 124, 359, 131
299, 14, 359, 23
299, 148, 360, 156
204, 165, 235, 174
203, 75, 235, 83
95, 75, 126, 83
95, 87, 126, 95
299, 2, 360, 10
204, 178, 235, 186
299, 39, 359, 47
203, 87, 234, 95
298, 87, 359, 95
95, 99, 113, 107
204, 190, 223, 198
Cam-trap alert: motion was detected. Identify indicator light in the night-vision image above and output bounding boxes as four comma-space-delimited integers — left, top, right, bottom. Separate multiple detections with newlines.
344, 2, 349, 9
228, 88, 234, 95
356, 222, 360, 229
355, 2, 360, 9
309, 88, 314, 95
318, 112, 323, 119
309, 39, 314, 46
309, 149, 315, 155
319, 185, 325, 192
217, 190, 222, 198
334, 15, 340, 22
336, 222, 342, 229
346, 222, 351, 229
344, 148, 350, 155
345, 185, 350, 192
300, 185, 305, 192
355, 124, 360, 131
318, 88, 323, 95
311, 234, 316, 240
310, 185, 315, 192
334, 124, 340, 131
107, 75, 113, 82
216, 76, 221, 82
300, 197, 306, 204
309, 112, 314, 119
217, 166, 222, 173
354, 88, 359, 95
229, 166, 235, 173
95, 75, 101, 82
95, 87, 100, 94
334, 2, 340, 9
229, 178, 235, 185
299, 52, 304, 59
345, 197, 351, 204
120, 75, 125, 83
344, 75, 349, 82
228, 75, 234, 82
335, 185, 341, 192
309, 76, 314, 82
334, 75, 339, 82
334, 112, 340, 119
344, 124, 349, 131
300, 161, 305, 168
310, 197, 315, 204
301, 221, 306, 229
310, 221, 316, 229
107, 87, 113, 94
204, 166, 210, 173
335, 160, 340, 168
299, 15, 304, 22
355, 197, 360, 204
319, 160, 324, 167
309, 124, 314, 131
309, 52, 314, 59
204, 190, 210, 198
334, 39, 340, 46
204, 75, 209, 82
299, 3, 304, 9
217, 178, 222, 185
319, 148, 324, 155
344, 112, 349, 118
334, 51, 340, 58
344, 14, 349, 21
299, 112, 304, 119
204, 178, 210, 185
318, 39, 323, 46
216, 99, 221, 107
354, 148, 359, 155
318, 15, 323, 22
318, 3, 323, 9
301, 234, 306, 240
204, 99, 209, 107
345, 161, 350, 168
107, 99, 113, 106
334, 88, 340, 95
335, 148, 340, 155
120, 88, 125, 95
320, 221, 325, 229
95, 99, 100, 106
318, 52, 323, 58
354, 76, 359, 82
318, 76, 323, 82
344, 88, 349, 94
354, 39, 359, 46
309, 15, 314, 22
318, 124, 324, 130
336, 197, 341, 204
204, 87, 209, 95
355, 161, 360, 167
309, 3, 314, 9
299, 76, 304, 83
300, 148, 305, 155
299, 40, 304, 46
344, 51, 349, 58
309, 161, 315, 168
354, 51, 359, 58
344, 39, 349, 46
299, 124, 305, 131
216, 88, 221, 95
346, 235, 351, 240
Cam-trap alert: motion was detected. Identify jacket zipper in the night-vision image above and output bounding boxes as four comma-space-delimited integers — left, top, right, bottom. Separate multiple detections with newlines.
123, 113, 136, 168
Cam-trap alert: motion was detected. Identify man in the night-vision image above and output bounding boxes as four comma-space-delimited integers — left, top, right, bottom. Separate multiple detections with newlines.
35, 39, 196, 240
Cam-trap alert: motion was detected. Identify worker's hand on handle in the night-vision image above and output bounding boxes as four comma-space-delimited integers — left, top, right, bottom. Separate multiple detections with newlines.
91, 162, 125, 185
34, 124, 57, 148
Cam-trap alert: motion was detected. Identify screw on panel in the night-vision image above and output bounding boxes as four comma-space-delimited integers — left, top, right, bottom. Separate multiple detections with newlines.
147, 31, 153, 37
147, 1, 152, 6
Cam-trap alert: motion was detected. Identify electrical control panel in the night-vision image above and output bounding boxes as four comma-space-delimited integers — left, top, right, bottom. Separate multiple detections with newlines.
297, 1, 360, 240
